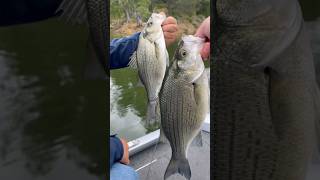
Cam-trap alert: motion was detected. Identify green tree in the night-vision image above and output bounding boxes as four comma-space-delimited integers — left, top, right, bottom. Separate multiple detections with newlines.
166, 0, 197, 18
136, 0, 151, 20
110, 0, 124, 19
111, 0, 151, 22
196, 0, 210, 16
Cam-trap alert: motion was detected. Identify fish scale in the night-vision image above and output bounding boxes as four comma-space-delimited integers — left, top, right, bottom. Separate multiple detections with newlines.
161, 76, 197, 157
160, 35, 208, 179
213, 0, 318, 179
212, 60, 279, 180
129, 13, 168, 125
56, 0, 108, 78
86, 0, 108, 70
138, 39, 158, 100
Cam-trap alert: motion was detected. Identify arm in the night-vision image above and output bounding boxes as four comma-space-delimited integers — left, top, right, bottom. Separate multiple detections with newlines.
110, 32, 140, 69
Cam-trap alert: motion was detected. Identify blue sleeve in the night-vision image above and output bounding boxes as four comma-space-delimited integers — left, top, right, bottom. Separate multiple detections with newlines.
110, 136, 124, 168
110, 32, 140, 69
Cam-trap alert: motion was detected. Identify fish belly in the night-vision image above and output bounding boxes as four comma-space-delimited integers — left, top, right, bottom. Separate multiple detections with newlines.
213, 35, 315, 180
160, 79, 201, 158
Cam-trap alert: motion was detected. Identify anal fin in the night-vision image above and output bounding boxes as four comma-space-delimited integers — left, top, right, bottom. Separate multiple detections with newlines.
191, 131, 203, 147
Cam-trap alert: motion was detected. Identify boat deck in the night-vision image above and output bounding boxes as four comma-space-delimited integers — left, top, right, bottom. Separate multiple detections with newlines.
128, 130, 320, 180
130, 131, 210, 180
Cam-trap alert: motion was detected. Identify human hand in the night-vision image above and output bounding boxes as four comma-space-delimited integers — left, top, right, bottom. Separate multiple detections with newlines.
161, 14, 178, 47
119, 138, 130, 165
195, 16, 210, 60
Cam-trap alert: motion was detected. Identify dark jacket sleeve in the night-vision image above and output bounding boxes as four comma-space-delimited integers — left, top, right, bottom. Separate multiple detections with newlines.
110, 136, 124, 168
110, 32, 140, 69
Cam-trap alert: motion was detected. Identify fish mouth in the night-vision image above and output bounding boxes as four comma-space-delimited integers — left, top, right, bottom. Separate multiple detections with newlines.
181, 35, 205, 55
142, 30, 148, 39
182, 35, 205, 47
153, 12, 166, 23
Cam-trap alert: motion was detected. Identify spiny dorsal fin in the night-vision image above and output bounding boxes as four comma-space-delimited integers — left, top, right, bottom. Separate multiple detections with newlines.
128, 51, 138, 69
55, 0, 88, 25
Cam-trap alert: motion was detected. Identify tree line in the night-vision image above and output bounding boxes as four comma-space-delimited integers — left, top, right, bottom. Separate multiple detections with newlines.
110, 0, 210, 23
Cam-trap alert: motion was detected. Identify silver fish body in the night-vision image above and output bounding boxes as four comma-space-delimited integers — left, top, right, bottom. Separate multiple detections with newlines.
86, 0, 108, 74
160, 35, 209, 180
130, 13, 168, 125
56, 0, 108, 79
213, 0, 319, 180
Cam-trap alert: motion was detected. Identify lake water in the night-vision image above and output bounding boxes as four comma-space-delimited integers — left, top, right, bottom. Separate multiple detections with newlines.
0, 19, 106, 180
110, 42, 179, 141
110, 0, 320, 142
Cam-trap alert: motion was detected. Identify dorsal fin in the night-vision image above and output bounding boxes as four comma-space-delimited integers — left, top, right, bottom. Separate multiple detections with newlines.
55, 0, 88, 25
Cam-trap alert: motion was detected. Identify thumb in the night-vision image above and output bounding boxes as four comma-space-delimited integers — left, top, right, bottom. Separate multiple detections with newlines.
201, 42, 210, 60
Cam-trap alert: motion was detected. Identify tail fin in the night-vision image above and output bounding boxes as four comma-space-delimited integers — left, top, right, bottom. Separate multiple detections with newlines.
146, 100, 158, 125
164, 157, 191, 180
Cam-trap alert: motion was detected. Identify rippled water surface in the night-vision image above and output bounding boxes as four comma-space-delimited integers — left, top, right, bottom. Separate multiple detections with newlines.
0, 19, 106, 180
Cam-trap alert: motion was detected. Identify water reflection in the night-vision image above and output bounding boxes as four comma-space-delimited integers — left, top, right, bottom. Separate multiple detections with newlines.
109, 41, 180, 140
0, 19, 106, 179
110, 69, 148, 141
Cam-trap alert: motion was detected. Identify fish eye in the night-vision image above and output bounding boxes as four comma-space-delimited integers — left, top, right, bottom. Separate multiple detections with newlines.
180, 49, 187, 57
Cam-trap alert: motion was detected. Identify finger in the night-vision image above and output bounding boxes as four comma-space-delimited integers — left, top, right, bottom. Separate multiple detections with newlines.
195, 17, 210, 38
165, 38, 176, 45
194, 21, 205, 37
165, 38, 175, 42
120, 139, 130, 165
162, 24, 178, 33
195, 27, 206, 38
164, 37, 176, 46
201, 42, 210, 60
162, 16, 177, 26
164, 32, 177, 39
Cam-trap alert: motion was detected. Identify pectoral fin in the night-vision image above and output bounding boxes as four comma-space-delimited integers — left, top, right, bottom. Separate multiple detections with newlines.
193, 71, 209, 111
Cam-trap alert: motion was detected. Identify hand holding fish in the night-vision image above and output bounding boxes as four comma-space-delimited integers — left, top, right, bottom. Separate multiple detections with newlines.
119, 138, 130, 165
161, 16, 178, 47
195, 16, 210, 60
